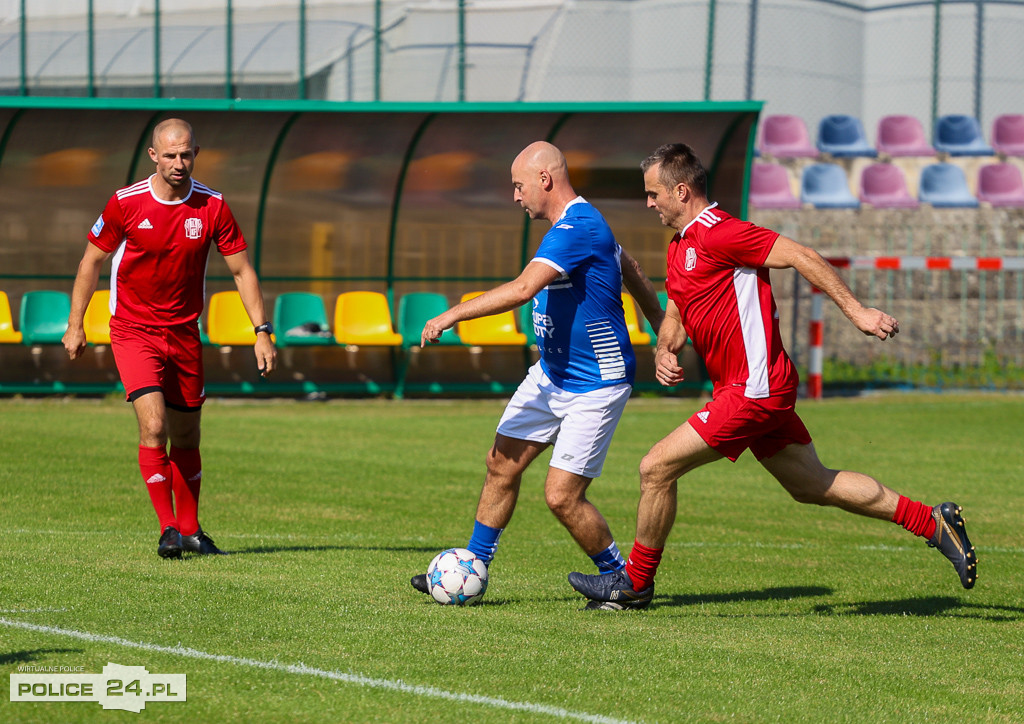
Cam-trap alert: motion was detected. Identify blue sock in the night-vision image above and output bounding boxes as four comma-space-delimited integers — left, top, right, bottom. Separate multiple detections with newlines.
466, 520, 503, 565
590, 542, 626, 574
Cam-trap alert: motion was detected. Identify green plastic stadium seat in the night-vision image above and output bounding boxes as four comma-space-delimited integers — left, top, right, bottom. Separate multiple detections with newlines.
273, 292, 336, 347
397, 292, 461, 347
19, 290, 70, 345
0, 291, 22, 343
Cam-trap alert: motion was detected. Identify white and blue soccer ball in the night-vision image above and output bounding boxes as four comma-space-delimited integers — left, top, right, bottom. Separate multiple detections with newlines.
427, 548, 488, 606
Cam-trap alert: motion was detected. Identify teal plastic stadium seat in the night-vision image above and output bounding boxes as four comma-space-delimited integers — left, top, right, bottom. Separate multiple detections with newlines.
273, 292, 335, 347
20, 290, 71, 345
397, 292, 461, 347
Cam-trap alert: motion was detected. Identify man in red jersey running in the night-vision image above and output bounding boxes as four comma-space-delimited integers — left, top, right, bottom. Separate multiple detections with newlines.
63, 118, 277, 559
569, 143, 976, 609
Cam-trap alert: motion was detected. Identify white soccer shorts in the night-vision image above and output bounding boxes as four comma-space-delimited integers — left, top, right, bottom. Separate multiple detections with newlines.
496, 362, 632, 478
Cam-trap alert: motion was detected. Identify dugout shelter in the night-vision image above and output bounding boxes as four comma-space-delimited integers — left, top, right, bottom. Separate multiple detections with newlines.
0, 98, 761, 396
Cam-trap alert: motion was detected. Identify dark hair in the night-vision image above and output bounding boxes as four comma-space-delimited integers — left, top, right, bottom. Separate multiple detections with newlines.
640, 143, 707, 197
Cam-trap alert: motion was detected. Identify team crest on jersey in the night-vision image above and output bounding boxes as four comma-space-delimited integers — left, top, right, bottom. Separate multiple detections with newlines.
684, 247, 697, 271
184, 218, 203, 239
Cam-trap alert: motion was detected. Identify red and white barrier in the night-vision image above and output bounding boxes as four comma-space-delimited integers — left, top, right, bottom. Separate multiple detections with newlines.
807, 287, 824, 399
826, 256, 1024, 271
807, 255, 1024, 399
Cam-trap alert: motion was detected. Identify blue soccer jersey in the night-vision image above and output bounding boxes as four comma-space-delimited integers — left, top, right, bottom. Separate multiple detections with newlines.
529, 198, 636, 392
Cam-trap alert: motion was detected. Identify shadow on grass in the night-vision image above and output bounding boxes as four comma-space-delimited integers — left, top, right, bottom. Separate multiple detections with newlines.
813, 597, 1024, 621
221, 544, 440, 556
657, 586, 834, 608
0, 648, 83, 665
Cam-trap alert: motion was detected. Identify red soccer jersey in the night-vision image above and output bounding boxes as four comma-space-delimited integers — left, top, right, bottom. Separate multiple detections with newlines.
88, 175, 247, 326
665, 203, 798, 398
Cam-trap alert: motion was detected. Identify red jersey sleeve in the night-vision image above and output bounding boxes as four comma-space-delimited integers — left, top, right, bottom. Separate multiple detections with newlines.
88, 194, 126, 253
706, 218, 779, 269
214, 202, 247, 257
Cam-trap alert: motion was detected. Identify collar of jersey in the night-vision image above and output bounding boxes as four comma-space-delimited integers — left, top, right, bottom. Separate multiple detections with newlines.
680, 201, 719, 236
555, 195, 586, 223
148, 174, 194, 206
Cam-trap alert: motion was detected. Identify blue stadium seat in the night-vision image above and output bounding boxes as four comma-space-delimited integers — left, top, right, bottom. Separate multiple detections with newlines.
817, 114, 877, 157
933, 115, 994, 156
918, 163, 979, 207
800, 163, 860, 208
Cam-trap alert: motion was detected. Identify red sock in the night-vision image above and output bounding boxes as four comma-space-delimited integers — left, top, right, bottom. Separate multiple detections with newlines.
170, 446, 203, 537
625, 540, 663, 591
892, 495, 937, 539
139, 445, 176, 533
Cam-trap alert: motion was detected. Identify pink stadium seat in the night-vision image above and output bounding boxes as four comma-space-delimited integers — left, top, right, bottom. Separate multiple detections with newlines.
991, 114, 1024, 157
748, 163, 801, 209
876, 115, 935, 157
859, 163, 918, 208
758, 115, 817, 158
976, 163, 1024, 207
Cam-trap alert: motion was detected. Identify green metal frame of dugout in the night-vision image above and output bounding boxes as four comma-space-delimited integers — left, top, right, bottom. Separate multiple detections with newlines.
0, 98, 760, 397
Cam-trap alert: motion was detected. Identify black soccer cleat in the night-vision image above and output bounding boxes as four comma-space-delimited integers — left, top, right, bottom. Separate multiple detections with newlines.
410, 573, 430, 594
157, 526, 183, 559
181, 528, 226, 556
568, 569, 653, 610
927, 502, 977, 589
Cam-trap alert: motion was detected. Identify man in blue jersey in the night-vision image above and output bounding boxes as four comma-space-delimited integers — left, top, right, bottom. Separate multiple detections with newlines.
411, 141, 663, 596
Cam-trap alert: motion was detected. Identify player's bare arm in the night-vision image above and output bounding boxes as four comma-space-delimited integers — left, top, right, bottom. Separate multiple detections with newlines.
421, 261, 561, 347
764, 235, 899, 341
224, 250, 277, 376
63, 243, 111, 360
654, 299, 687, 386
620, 248, 664, 335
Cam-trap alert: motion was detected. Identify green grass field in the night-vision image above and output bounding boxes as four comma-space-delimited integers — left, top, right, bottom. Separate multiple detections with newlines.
2, 394, 1022, 723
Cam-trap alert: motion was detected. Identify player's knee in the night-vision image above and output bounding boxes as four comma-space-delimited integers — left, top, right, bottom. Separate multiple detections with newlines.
544, 488, 573, 519
638, 452, 672, 490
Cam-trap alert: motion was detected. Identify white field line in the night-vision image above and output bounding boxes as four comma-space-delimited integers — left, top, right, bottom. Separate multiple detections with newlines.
0, 618, 638, 724
4, 528, 1023, 555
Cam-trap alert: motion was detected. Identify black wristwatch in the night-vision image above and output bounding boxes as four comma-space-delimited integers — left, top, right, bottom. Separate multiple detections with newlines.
254, 323, 274, 336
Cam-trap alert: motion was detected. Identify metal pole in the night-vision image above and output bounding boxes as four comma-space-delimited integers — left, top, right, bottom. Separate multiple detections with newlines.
299, 0, 307, 99
745, 0, 759, 101
87, 0, 95, 97
458, 0, 466, 102
704, 0, 717, 100
374, 0, 382, 101
19, 0, 26, 96
153, 0, 161, 97
974, 0, 984, 122
931, 0, 941, 134
226, 0, 234, 99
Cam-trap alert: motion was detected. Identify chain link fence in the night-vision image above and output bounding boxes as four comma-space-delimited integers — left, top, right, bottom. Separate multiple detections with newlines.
2, 1, 1022, 131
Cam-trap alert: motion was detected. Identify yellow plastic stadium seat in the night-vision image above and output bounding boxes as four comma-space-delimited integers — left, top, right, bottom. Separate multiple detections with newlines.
83, 290, 112, 345
621, 293, 651, 346
206, 291, 257, 346
333, 291, 402, 346
457, 292, 527, 346
0, 291, 22, 343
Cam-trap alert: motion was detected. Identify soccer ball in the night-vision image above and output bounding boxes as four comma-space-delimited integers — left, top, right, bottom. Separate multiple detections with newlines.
426, 548, 488, 606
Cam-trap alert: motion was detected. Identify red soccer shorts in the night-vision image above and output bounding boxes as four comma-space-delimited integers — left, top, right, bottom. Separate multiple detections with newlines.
109, 317, 205, 411
689, 386, 812, 462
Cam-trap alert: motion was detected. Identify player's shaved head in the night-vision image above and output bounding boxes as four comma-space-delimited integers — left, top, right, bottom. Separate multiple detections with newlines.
512, 141, 569, 183
151, 118, 196, 152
